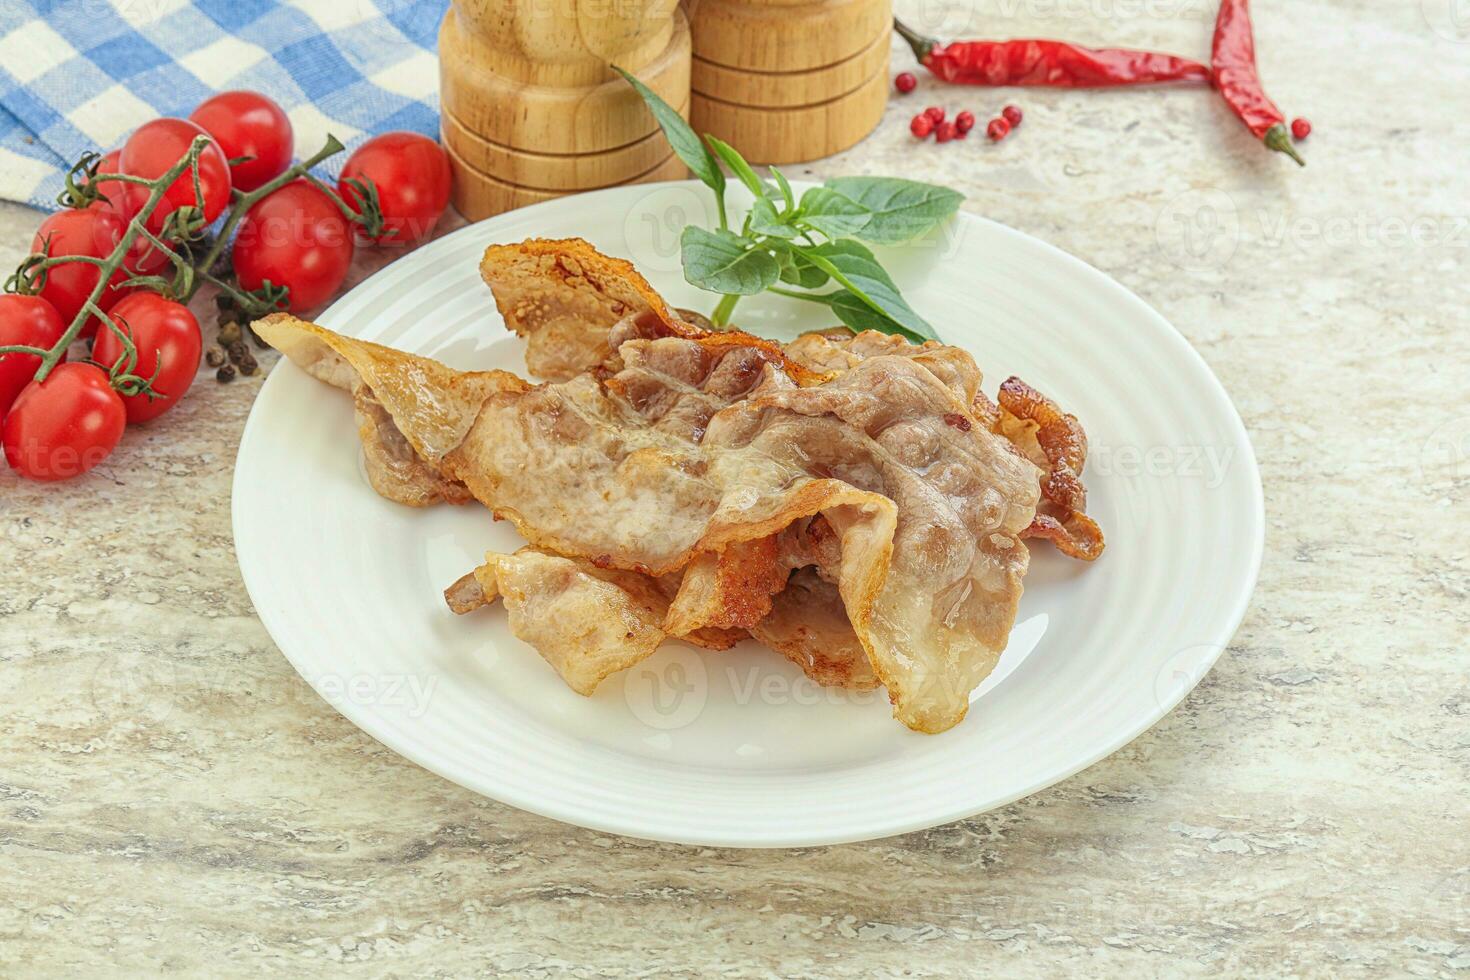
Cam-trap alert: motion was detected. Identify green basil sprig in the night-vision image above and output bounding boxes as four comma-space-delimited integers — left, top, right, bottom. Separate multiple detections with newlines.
614, 66, 962, 342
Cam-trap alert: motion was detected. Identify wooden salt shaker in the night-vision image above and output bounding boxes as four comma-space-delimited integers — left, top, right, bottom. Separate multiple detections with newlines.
439, 0, 692, 220
688, 0, 892, 164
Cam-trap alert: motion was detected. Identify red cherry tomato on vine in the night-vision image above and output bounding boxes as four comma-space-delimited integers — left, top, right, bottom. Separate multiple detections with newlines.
338, 132, 451, 245
92, 292, 202, 424
0, 294, 67, 420
119, 118, 232, 235
232, 179, 355, 312
31, 207, 133, 337
2, 362, 126, 481
190, 90, 294, 193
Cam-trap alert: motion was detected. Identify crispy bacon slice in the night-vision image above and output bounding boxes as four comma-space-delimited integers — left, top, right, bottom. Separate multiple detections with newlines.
468, 549, 670, 696
663, 535, 789, 636
260, 311, 526, 508
479, 237, 829, 386
256, 307, 1040, 733
788, 327, 1105, 562
477, 237, 675, 382
751, 567, 879, 690
446, 546, 754, 692
996, 377, 1105, 562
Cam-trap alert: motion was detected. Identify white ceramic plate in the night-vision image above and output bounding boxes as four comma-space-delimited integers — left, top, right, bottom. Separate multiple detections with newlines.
233, 181, 1263, 847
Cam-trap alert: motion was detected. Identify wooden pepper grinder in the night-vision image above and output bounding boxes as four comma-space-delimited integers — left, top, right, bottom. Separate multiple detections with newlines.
439, 0, 692, 220
688, 0, 892, 164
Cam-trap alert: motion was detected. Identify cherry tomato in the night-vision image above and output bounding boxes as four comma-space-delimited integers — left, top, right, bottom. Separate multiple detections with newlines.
119, 118, 232, 235
92, 292, 202, 424
190, 91, 294, 193
31, 207, 132, 337
338, 132, 451, 245
2, 362, 126, 481
0, 294, 67, 420
232, 179, 354, 312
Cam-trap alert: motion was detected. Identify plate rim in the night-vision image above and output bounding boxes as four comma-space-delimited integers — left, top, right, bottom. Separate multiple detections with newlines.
232, 180, 1265, 847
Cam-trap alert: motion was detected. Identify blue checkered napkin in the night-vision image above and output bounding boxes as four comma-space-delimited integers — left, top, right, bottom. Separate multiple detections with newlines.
0, 0, 448, 211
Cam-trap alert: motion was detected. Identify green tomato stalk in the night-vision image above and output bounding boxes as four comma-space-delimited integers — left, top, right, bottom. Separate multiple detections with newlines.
0, 133, 384, 394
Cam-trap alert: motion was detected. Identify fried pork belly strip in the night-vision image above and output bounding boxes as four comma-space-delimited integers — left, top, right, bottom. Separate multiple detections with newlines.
477, 237, 673, 382
752, 567, 880, 690
471, 549, 670, 696
479, 237, 830, 386
789, 329, 1105, 562
256, 300, 1040, 733
994, 377, 1105, 561
449, 550, 877, 692
259, 313, 527, 507
445, 548, 749, 694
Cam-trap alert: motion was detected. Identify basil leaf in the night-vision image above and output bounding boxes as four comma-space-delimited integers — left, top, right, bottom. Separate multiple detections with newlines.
750, 196, 798, 239
704, 134, 771, 200
797, 186, 872, 239
775, 245, 830, 289
821, 176, 963, 244
614, 66, 724, 198
768, 165, 795, 210
792, 240, 938, 341
681, 226, 779, 295
823, 289, 931, 344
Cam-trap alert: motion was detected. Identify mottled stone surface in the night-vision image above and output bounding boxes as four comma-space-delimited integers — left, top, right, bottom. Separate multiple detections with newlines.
2, 1, 1467, 974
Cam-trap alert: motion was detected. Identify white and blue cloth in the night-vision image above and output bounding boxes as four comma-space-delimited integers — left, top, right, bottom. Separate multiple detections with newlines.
0, 0, 447, 211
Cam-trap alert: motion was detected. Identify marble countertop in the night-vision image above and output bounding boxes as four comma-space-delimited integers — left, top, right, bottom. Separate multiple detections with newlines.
3, 0, 1466, 974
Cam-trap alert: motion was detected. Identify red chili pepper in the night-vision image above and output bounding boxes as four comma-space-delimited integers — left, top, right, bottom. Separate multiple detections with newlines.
894, 19, 1212, 88
1211, 0, 1303, 166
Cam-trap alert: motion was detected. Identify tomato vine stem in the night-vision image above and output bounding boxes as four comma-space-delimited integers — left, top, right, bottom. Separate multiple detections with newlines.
0, 132, 371, 391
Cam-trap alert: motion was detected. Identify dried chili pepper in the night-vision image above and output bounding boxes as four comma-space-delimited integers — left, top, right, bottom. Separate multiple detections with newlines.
894, 19, 1212, 88
1211, 0, 1304, 166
